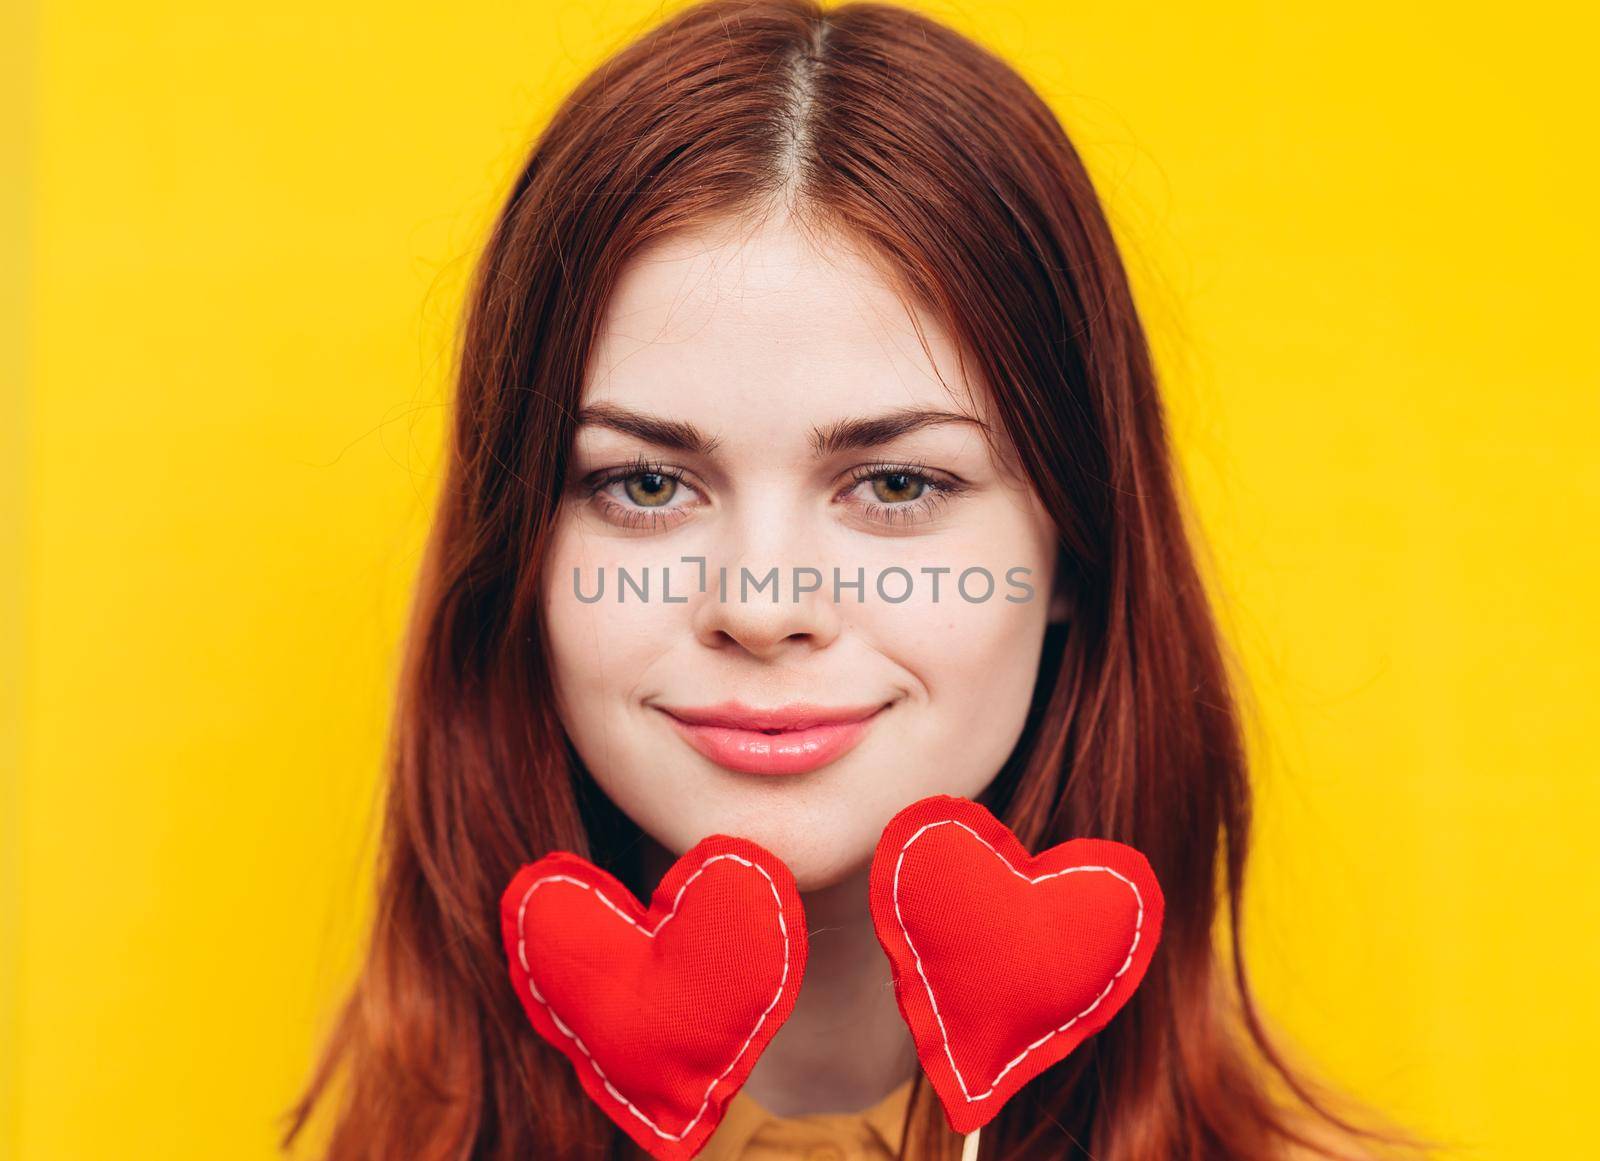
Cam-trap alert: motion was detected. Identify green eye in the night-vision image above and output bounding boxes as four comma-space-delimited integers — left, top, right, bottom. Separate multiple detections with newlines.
624, 472, 677, 507
870, 472, 926, 503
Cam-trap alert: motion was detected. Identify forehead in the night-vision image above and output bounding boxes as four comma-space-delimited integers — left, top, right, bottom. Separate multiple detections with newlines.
582, 214, 990, 441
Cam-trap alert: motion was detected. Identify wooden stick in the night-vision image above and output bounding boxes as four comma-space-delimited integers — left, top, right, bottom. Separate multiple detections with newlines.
960, 1126, 981, 1161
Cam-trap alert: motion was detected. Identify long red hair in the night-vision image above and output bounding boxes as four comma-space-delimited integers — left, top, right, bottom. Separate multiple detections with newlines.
284, 1, 1412, 1157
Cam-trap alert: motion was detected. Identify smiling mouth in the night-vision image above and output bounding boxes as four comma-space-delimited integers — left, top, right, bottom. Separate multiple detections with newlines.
652, 698, 896, 776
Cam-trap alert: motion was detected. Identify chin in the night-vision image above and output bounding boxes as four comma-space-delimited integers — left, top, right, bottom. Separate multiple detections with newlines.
786, 855, 871, 893
739, 825, 874, 894
635, 791, 878, 892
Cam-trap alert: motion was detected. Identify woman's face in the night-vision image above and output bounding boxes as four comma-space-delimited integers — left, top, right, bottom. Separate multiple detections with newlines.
542, 213, 1064, 891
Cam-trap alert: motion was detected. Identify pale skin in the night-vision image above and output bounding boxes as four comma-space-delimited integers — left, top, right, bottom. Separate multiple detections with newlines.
540, 209, 1067, 1117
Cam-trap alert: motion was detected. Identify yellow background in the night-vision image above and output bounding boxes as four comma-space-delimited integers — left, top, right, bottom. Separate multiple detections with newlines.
6, 1, 1597, 1157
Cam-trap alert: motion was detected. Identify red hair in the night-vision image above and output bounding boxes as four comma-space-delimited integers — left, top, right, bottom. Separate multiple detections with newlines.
284, 2, 1416, 1157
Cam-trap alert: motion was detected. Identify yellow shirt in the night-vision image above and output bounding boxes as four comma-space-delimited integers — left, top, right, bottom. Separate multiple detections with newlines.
697, 1077, 914, 1161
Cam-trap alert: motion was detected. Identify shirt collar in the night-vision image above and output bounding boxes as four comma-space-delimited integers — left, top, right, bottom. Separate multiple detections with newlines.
859, 1075, 913, 1153
694, 1089, 768, 1161
696, 1077, 914, 1161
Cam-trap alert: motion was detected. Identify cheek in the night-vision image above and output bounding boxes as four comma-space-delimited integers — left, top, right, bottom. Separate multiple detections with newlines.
890, 585, 1047, 715
846, 517, 1054, 798
928, 601, 1047, 802
540, 526, 705, 849
540, 526, 677, 721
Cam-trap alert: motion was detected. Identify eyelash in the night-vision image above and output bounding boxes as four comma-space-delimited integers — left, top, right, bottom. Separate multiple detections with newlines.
579, 454, 968, 530
841, 459, 968, 526
583, 456, 697, 531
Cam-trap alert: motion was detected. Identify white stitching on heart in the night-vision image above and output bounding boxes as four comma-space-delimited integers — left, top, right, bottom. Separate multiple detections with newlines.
515, 853, 792, 1143
892, 819, 1145, 1103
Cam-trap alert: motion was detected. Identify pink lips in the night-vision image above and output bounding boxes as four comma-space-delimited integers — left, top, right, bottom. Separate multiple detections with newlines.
654, 698, 892, 776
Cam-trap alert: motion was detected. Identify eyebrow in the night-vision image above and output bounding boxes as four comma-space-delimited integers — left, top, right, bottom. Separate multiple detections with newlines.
575, 402, 724, 456
574, 402, 986, 458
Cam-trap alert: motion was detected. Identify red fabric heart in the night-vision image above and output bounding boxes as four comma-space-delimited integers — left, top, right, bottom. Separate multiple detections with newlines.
500, 835, 807, 1161
868, 794, 1165, 1134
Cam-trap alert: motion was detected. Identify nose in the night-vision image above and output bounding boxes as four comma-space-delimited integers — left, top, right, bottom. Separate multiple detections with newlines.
689, 519, 843, 661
